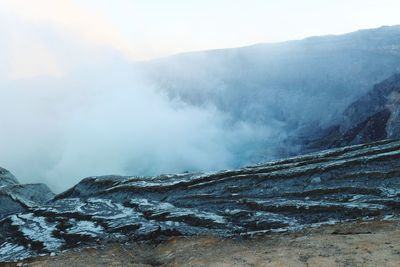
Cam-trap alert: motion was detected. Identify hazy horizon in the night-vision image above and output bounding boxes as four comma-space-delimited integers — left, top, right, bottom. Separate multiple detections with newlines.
1, 1, 400, 78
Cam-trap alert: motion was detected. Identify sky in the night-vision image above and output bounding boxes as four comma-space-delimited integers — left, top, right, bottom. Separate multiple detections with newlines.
1, 0, 399, 65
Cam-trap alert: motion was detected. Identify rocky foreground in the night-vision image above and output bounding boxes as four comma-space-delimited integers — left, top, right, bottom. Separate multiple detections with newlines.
12, 220, 400, 267
1, 139, 400, 262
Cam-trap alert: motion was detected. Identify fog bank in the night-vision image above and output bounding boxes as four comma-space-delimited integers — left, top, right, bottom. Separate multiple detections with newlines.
0, 64, 281, 192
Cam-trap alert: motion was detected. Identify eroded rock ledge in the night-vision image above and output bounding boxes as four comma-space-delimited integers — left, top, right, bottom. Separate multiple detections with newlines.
1, 139, 400, 262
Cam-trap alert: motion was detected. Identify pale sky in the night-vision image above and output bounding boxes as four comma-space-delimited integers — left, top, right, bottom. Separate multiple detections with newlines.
0, 0, 399, 79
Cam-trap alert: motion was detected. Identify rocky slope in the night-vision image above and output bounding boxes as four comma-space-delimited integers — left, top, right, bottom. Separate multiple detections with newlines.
305, 73, 400, 150
141, 25, 400, 162
0, 168, 54, 219
144, 26, 400, 127
1, 139, 400, 262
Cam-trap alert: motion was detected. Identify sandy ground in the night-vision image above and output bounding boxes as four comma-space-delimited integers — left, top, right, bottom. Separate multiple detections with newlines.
2, 219, 400, 267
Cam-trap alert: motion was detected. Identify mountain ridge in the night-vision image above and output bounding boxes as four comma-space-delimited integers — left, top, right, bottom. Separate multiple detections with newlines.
141, 25, 400, 161
142, 25, 400, 63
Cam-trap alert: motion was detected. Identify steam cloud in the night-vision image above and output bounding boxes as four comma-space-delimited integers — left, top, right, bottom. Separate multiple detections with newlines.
0, 63, 280, 192
3, 15, 395, 193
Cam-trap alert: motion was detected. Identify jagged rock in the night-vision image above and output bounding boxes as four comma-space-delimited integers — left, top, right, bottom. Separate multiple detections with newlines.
341, 74, 400, 134
0, 167, 18, 187
306, 74, 400, 150
0, 195, 25, 220
1, 184, 54, 207
0, 139, 399, 262
0, 168, 54, 220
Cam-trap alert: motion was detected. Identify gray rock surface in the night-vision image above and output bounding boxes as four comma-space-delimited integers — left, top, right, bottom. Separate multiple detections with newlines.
0, 169, 54, 220
0, 167, 18, 187
1, 139, 399, 262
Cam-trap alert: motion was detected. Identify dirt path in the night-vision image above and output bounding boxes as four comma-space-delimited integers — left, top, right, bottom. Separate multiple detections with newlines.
3, 220, 400, 267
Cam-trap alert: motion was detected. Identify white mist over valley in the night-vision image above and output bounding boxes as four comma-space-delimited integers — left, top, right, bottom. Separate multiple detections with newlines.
1, 2, 400, 192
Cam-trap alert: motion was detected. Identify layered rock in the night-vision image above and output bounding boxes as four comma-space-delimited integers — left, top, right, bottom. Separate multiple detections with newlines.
1, 139, 400, 262
0, 167, 18, 186
0, 168, 54, 219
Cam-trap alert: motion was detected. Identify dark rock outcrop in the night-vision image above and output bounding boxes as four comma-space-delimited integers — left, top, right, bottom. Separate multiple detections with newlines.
0, 168, 54, 220
306, 74, 400, 150
0, 167, 18, 187
1, 139, 400, 262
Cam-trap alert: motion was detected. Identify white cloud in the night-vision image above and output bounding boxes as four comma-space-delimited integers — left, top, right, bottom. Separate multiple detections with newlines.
0, 68, 275, 192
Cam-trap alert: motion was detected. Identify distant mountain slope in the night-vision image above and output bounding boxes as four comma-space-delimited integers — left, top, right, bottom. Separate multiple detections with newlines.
306, 73, 400, 150
142, 25, 400, 157
2, 26, 400, 190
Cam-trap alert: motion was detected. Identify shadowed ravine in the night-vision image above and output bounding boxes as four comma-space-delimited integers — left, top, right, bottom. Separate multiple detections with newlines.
0, 139, 400, 262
